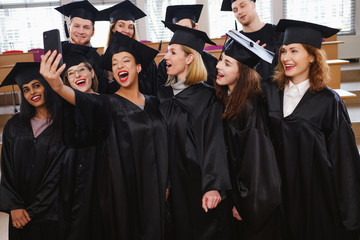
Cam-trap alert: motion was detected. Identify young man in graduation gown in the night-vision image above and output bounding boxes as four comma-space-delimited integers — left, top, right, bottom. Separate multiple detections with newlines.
55, 1, 117, 94
156, 4, 218, 94
221, 0, 283, 84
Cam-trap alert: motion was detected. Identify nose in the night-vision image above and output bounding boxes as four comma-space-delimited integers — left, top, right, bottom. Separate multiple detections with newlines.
164, 52, 170, 60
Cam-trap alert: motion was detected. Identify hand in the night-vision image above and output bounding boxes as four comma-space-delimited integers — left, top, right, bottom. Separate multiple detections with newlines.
10, 209, 31, 229
255, 40, 267, 48
202, 190, 222, 212
232, 206, 242, 221
40, 50, 66, 93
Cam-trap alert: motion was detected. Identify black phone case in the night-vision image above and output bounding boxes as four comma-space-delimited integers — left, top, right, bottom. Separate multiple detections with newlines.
43, 29, 63, 67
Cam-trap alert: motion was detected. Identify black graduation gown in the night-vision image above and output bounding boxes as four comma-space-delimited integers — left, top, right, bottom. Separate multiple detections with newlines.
224, 95, 283, 240
265, 84, 360, 240
158, 83, 232, 240
0, 114, 68, 240
241, 24, 283, 84
139, 60, 158, 96
72, 91, 168, 240
58, 101, 105, 240
156, 51, 218, 94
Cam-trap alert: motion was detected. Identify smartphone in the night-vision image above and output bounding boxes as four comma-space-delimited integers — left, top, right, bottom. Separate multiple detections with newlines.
43, 29, 63, 68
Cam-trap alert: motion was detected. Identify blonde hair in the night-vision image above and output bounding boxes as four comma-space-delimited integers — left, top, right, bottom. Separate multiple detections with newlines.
273, 44, 330, 92
166, 45, 207, 86
106, 21, 139, 47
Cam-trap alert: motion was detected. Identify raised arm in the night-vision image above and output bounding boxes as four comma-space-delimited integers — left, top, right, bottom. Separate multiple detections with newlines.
40, 50, 75, 105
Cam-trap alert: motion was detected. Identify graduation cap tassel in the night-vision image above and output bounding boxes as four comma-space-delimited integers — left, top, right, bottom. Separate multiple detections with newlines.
158, 40, 162, 52
235, 20, 238, 31
11, 85, 18, 113
64, 20, 69, 39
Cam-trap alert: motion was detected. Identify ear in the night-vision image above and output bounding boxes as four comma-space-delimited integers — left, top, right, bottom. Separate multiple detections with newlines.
136, 64, 142, 74
309, 55, 315, 63
185, 54, 194, 65
90, 69, 95, 79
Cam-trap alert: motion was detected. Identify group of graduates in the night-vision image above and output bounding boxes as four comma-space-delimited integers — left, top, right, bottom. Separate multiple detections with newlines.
0, 0, 360, 240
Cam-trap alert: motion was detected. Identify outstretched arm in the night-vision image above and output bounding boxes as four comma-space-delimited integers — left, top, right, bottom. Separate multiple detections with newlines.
40, 50, 75, 105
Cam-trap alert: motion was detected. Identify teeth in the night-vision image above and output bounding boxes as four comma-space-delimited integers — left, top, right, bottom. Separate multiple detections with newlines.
32, 96, 40, 101
218, 73, 224, 77
76, 80, 85, 85
119, 72, 128, 78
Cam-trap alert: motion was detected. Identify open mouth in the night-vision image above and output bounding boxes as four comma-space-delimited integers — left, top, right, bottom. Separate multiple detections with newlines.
285, 65, 295, 71
31, 95, 41, 102
217, 72, 224, 79
166, 62, 172, 70
75, 79, 86, 86
118, 71, 129, 82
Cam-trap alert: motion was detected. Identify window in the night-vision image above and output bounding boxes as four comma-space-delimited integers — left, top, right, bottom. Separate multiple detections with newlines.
144, 0, 196, 42
208, 0, 273, 38
284, 0, 355, 35
0, 1, 63, 52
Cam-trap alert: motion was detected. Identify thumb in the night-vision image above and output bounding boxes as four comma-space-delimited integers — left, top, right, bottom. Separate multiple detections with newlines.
202, 196, 208, 212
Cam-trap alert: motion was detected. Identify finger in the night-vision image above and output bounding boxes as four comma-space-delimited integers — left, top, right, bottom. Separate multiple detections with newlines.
255, 40, 261, 44
207, 196, 215, 209
202, 197, 208, 212
213, 197, 221, 208
261, 43, 267, 48
18, 217, 26, 227
24, 210, 31, 221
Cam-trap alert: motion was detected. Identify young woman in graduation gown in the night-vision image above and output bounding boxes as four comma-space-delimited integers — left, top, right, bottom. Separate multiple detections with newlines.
214, 31, 283, 240
97, 0, 158, 96
0, 62, 69, 240
157, 21, 231, 240
40, 32, 168, 240
265, 19, 360, 240
58, 43, 105, 240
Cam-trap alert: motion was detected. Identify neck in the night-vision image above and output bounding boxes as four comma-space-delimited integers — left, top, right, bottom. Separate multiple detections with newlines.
116, 81, 145, 105
242, 15, 265, 33
35, 105, 49, 119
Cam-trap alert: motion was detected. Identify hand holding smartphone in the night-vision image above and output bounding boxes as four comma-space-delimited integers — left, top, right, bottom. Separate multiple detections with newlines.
43, 29, 63, 69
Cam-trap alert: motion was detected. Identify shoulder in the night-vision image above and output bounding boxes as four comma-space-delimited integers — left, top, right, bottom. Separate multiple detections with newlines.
3, 113, 26, 138
201, 51, 217, 61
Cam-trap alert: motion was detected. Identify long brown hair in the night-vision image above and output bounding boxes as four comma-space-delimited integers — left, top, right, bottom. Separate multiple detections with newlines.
273, 44, 330, 92
63, 62, 98, 92
106, 20, 139, 47
166, 45, 207, 86
215, 61, 263, 121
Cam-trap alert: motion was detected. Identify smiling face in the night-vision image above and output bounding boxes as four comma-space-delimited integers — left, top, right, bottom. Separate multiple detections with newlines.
22, 79, 46, 109
65, 63, 94, 93
163, 44, 192, 80
280, 43, 314, 84
68, 17, 95, 46
112, 51, 141, 88
231, 0, 256, 26
216, 52, 240, 92
112, 20, 135, 38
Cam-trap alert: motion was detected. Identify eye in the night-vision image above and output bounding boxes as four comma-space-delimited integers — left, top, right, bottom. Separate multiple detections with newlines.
129, 25, 134, 30
67, 70, 75, 77
78, 67, 86, 72
33, 84, 41, 89
23, 88, 29, 93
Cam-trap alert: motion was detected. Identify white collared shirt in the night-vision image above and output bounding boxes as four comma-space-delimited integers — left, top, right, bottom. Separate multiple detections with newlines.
171, 79, 189, 96
283, 79, 310, 117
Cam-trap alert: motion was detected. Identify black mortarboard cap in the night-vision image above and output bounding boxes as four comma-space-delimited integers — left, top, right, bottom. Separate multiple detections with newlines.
221, 0, 256, 11
224, 30, 274, 68
96, 0, 146, 23
101, 32, 158, 71
162, 21, 216, 54
276, 19, 340, 49
61, 42, 98, 71
165, 4, 203, 24
1, 62, 44, 89
55, 0, 98, 23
